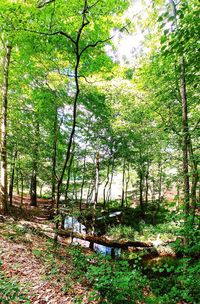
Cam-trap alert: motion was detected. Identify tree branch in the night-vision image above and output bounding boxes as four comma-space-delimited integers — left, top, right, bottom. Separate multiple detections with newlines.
16, 28, 76, 45
88, 0, 101, 10
79, 22, 131, 56
37, 0, 55, 8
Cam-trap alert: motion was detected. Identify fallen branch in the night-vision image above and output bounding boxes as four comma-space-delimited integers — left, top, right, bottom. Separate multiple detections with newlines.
58, 229, 153, 249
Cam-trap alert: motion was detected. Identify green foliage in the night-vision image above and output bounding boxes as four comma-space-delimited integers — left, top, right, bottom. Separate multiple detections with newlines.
148, 258, 200, 304
70, 246, 147, 303
107, 224, 135, 240
0, 262, 29, 303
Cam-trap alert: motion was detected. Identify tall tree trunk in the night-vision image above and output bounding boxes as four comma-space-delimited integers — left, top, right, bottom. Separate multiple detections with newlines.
180, 56, 190, 215
73, 164, 78, 202
64, 143, 75, 203
170, 0, 190, 217
52, 105, 58, 203
92, 151, 100, 234
0, 45, 12, 213
139, 170, 144, 216
16, 167, 20, 195
121, 159, 126, 208
94, 151, 100, 207
158, 164, 163, 202
80, 151, 87, 211
30, 170, 37, 206
53, 0, 111, 241
9, 150, 17, 206
30, 122, 39, 207
125, 163, 130, 205
103, 162, 110, 209
188, 139, 199, 221
145, 165, 149, 205
20, 174, 23, 209
107, 155, 115, 204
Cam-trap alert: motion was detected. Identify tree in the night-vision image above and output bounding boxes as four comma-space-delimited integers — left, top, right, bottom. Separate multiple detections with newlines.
0, 44, 12, 212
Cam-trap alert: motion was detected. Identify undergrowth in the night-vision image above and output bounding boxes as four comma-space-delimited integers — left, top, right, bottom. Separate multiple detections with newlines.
0, 261, 29, 304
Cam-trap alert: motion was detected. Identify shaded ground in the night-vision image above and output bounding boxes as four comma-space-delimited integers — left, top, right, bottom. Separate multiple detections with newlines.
0, 216, 96, 304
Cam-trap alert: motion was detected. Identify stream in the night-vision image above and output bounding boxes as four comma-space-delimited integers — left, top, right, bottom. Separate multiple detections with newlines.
64, 215, 122, 257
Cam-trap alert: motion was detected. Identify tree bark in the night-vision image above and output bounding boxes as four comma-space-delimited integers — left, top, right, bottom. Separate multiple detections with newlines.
20, 174, 24, 208
121, 159, 126, 208
9, 150, 17, 206
52, 105, 58, 202
125, 163, 130, 205
188, 139, 199, 221
158, 164, 163, 202
30, 122, 39, 207
0, 45, 12, 213
103, 161, 110, 209
180, 56, 190, 215
58, 229, 153, 249
79, 151, 87, 210
106, 155, 115, 204
169, 0, 190, 217
92, 151, 100, 234
30, 170, 37, 206
64, 143, 75, 203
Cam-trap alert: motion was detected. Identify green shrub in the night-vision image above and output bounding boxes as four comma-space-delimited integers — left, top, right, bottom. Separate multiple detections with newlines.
107, 225, 135, 240
148, 258, 200, 304
70, 246, 147, 303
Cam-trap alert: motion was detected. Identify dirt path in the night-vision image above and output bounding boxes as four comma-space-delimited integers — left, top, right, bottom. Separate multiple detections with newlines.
0, 221, 94, 304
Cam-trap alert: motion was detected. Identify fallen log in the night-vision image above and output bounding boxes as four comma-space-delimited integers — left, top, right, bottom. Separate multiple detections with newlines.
58, 229, 153, 249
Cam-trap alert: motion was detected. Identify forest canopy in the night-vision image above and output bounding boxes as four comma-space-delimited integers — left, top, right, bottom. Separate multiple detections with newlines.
0, 0, 199, 303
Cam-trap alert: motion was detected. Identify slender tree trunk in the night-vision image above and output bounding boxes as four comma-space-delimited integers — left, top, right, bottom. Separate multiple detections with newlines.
30, 170, 37, 206
53, 0, 109, 241
20, 174, 23, 208
80, 152, 87, 211
107, 155, 115, 204
103, 162, 110, 209
158, 165, 162, 202
180, 56, 190, 215
121, 159, 126, 208
92, 151, 100, 234
139, 170, 144, 216
188, 139, 199, 221
125, 163, 130, 205
30, 122, 39, 207
94, 151, 100, 207
151, 178, 156, 202
86, 172, 95, 204
52, 106, 58, 202
54, 40, 80, 243
0, 45, 12, 213
170, 0, 190, 217
145, 168, 149, 205
16, 167, 20, 195
64, 144, 75, 203
73, 164, 78, 202
9, 150, 17, 206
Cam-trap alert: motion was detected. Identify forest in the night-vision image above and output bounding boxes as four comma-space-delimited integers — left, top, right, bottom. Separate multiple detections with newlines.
0, 0, 199, 303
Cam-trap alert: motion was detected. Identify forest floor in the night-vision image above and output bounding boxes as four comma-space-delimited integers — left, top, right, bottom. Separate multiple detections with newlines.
0, 198, 98, 304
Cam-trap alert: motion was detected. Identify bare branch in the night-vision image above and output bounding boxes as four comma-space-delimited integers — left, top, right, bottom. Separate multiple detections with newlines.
37, 0, 55, 8
88, 0, 101, 10
79, 22, 131, 56
15, 28, 76, 45
80, 37, 111, 56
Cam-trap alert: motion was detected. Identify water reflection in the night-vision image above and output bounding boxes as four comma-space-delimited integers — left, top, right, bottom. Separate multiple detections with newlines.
64, 216, 121, 257
64, 216, 86, 234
